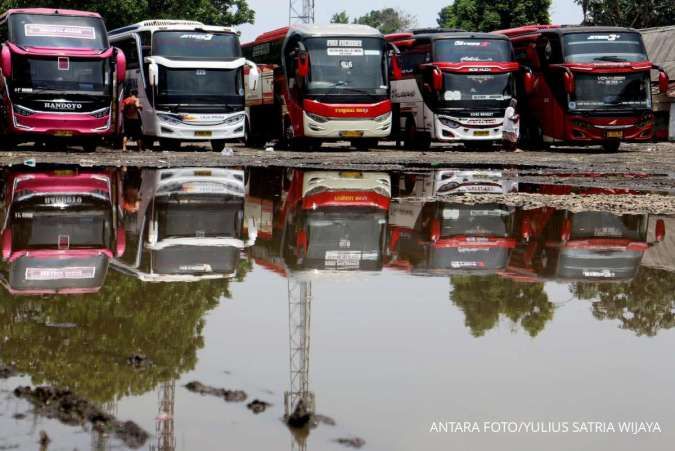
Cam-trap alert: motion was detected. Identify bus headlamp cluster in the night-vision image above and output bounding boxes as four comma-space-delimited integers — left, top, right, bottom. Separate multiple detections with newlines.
90, 107, 110, 119
157, 113, 183, 125
374, 112, 391, 123
307, 112, 328, 123
224, 113, 245, 125
438, 116, 461, 129
13, 104, 34, 117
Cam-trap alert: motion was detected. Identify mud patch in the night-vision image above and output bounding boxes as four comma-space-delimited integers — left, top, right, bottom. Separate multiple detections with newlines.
13, 386, 148, 449
335, 437, 366, 448
246, 399, 271, 414
184, 381, 247, 402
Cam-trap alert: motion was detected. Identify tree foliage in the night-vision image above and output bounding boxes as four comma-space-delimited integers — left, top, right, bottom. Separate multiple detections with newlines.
450, 275, 554, 337
437, 0, 551, 32
574, 0, 674, 28
0, 269, 243, 403
0, 0, 255, 30
353, 8, 417, 34
572, 267, 675, 336
330, 10, 350, 24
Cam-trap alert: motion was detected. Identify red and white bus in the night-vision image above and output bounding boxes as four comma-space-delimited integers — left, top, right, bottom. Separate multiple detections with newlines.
1, 169, 125, 295
0, 8, 125, 151
386, 30, 524, 149
495, 25, 669, 152
243, 24, 393, 149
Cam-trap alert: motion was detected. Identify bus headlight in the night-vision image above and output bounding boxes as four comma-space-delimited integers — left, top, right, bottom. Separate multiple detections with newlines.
13, 104, 34, 116
374, 112, 391, 123
90, 107, 110, 119
307, 112, 328, 123
438, 116, 460, 129
224, 113, 245, 125
157, 113, 182, 125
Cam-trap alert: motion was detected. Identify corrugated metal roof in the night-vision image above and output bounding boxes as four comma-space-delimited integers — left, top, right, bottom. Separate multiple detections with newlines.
641, 26, 675, 79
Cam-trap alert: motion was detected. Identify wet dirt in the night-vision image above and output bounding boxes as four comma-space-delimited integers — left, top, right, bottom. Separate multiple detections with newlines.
246, 399, 271, 414
184, 381, 247, 402
13, 386, 149, 449
0, 365, 17, 379
335, 437, 366, 448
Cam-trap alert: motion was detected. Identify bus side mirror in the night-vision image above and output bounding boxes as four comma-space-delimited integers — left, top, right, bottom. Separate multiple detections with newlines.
658, 71, 669, 94
1, 228, 11, 261
523, 71, 535, 94
391, 53, 402, 80
115, 48, 126, 84
432, 67, 443, 92
148, 62, 158, 87
1, 45, 11, 79
296, 229, 308, 256
296, 51, 309, 78
247, 62, 259, 91
115, 227, 126, 258
655, 219, 666, 243
563, 71, 575, 95
430, 218, 441, 242
521, 218, 533, 242
526, 44, 540, 71
561, 218, 572, 242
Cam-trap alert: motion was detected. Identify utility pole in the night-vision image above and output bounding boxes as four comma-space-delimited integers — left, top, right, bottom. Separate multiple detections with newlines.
151, 381, 176, 451
289, 0, 315, 24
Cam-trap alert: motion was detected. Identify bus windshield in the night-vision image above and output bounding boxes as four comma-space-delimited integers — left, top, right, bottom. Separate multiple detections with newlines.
563, 32, 647, 63
152, 31, 241, 59
8, 13, 108, 50
570, 212, 646, 241
13, 57, 111, 95
440, 206, 513, 238
156, 67, 243, 108
304, 37, 387, 96
434, 38, 513, 62
11, 195, 113, 250
156, 195, 243, 241
569, 72, 651, 111
441, 73, 514, 109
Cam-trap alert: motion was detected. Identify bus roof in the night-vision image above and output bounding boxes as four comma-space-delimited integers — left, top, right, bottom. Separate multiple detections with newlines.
0, 8, 102, 21
386, 30, 510, 45
495, 24, 639, 39
244, 23, 382, 47
109, 19, 236, 37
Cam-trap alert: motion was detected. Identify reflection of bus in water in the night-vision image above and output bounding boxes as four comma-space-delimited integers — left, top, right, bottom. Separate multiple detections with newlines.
398, 168, 517, 197
112, 168, 255, 282
1, 170, 124, 294
246, 169, 391, 274
506, 208, 665, 282
388, 201, 519, 275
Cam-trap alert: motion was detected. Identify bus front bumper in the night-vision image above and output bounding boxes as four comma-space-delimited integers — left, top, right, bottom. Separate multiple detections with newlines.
154, 112, 246, 141
11, 110, 113, 137
434, 116, 504, 142
303, 112, 392, 139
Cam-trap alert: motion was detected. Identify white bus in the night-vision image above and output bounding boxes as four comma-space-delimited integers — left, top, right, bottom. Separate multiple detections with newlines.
109, 20, 258, 151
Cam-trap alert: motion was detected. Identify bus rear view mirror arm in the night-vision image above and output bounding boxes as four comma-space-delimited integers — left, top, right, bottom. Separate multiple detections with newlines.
1, 44, 11, 79
246, 60, 259, 91
148, 62, 159, 87
653, 65, 669, 94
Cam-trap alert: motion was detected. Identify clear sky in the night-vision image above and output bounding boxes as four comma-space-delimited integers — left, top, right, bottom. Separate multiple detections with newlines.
238, 0, 584, 41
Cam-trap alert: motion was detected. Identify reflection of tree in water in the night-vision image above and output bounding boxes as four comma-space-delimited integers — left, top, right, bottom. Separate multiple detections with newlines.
0, 267, 247, 404
450, 275, 553, 337
572, 267, 675, 337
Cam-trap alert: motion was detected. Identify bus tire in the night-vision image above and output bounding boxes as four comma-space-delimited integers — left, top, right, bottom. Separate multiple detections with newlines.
211, 139, 226, 152
82, 140, 98, 153
602, 140, 620, 153
142, 136, 155, 150
352, 139, 378, 150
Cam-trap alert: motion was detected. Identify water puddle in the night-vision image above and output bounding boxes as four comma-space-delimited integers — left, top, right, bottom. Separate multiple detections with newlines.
0, 164, 673, 450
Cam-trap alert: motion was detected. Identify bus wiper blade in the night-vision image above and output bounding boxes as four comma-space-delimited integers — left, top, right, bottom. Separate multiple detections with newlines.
593, 56, 628, 62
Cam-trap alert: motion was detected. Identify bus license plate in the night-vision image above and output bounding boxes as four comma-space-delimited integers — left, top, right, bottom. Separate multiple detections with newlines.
473, 130, 489, 137
195, 131, 212, 137
339, 171, 363, 178
53, 131, 73, 137
340, 131, 364, 138
606, 131, 623, 138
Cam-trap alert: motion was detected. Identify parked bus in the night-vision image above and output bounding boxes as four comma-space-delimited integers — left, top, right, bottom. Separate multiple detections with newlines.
386, 29, 523, 149
495, 25, 669, 152
112, 168, 256, 282
1, 169, 125, 295
0, 8, 126, 151
109, 20, 258, 152
243, 24, 393, 149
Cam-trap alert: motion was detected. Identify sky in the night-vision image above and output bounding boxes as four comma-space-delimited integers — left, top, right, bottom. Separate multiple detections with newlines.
238, 0, 584, 41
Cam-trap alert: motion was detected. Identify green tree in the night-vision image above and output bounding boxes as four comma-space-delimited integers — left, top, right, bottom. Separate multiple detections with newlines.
574, 0, 674, 28
437, 0, 551, 32
0, 268, 248, 403
330, 11, 350, 24
354, 8, 417, 34
0, 0, 255, 30
450, 275, 554, 337
572, 267, 675, 336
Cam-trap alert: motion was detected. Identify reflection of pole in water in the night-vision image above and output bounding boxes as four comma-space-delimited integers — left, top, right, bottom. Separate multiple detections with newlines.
151, 381, 176, 451
285, 278, 315, 451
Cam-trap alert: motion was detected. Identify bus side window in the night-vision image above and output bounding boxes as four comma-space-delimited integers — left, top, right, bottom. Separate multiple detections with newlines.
0, 21, 7, 43
117, 37, 139, 70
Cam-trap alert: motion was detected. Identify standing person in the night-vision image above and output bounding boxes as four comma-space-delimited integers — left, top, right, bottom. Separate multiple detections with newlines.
122, 89, 143, 151
502, 98, 520, 151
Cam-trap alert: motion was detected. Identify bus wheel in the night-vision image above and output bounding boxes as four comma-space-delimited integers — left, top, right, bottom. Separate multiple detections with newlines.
211, 139, 226, 152
160, 139, 181, 151
82, 140, 98, 153
602, 140, 620, 153
142, 136, 155, 150
352, 139, 378, 150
